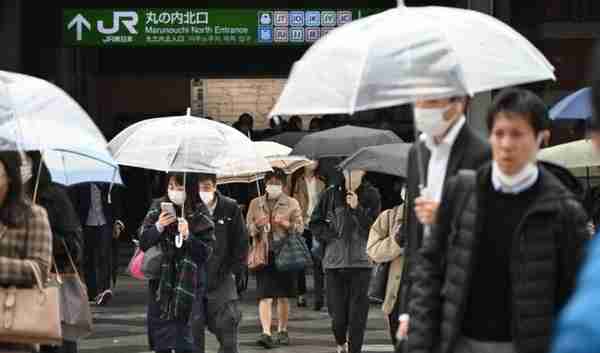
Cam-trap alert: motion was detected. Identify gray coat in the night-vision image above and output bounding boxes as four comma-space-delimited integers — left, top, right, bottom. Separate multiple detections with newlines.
310, 182, 381, 270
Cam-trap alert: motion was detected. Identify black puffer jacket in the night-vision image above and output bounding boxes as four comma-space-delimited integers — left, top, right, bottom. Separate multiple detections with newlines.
408, 164, 588, 353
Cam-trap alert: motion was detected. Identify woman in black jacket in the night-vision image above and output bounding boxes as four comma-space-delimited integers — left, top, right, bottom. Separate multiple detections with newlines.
139, 172, 214, 353
408, 88, 589, 353
22, 152, 83, 353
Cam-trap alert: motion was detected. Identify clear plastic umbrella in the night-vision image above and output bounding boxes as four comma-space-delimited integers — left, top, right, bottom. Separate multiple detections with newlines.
0, 71, 114, 165
108, 111, 272, 177
270, 1, 555, 117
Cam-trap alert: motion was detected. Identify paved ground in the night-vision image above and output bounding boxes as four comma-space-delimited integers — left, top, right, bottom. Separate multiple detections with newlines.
81, 275, 394, 353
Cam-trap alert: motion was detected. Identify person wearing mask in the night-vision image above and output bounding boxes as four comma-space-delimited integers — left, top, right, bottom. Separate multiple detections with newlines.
192, 174, 248, 353
396, 96, 491, 340
550, 45, 600, 353
408, 88, 588, 353
21, 153, 83, 353
0, 151, 53, 353
139, 173, 214, 353
310, 169, 381, 353
366, 189, 406, 348
292, 161, 326, 310
69, 182, 124, 306
246, 169, 304, 348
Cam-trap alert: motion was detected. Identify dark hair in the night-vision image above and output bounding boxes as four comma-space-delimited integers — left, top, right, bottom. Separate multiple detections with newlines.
238, 113, 254, 126
309, 117, 321, 130
167, 172, 200, 212
486, 88, 548, 135
264, 168, 287, 184
0, 151, 30, 227
197, 173, 217, 185
591, 44, 600, 131
25, 151, 52, 196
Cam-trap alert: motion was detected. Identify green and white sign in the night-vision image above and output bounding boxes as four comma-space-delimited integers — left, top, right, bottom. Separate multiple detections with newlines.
63, 8, 383, 47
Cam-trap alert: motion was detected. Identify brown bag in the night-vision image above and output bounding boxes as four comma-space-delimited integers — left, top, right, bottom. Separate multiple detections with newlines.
0, 260, 62, 345
247, 231, 269, 272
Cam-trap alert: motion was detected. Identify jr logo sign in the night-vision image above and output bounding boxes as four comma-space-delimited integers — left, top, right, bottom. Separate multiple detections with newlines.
97, 11, 139, 35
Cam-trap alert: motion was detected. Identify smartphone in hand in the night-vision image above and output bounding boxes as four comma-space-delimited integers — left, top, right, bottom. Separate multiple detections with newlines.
161, 202, 176, 217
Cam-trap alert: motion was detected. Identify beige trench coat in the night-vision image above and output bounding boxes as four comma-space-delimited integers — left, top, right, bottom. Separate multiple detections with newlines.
292, 175, 326, 225
367, 205, 405, 315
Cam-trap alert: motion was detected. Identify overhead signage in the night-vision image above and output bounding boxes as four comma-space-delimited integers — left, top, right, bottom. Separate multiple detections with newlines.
63, 8, 384, 47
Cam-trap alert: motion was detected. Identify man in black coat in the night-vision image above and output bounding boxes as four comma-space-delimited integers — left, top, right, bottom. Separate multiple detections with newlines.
70, 183, 124, 305
393, 96, 491, 343
192, 174, 249, 353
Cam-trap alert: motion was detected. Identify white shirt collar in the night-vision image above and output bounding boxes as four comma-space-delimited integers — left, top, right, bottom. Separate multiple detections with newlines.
422, 116, 466, 151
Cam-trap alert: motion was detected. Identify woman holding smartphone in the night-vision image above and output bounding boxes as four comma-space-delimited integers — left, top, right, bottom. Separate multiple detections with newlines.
139, 172, 215, 353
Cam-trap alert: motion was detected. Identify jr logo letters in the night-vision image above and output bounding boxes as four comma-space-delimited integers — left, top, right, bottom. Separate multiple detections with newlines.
98, 11, 139, 34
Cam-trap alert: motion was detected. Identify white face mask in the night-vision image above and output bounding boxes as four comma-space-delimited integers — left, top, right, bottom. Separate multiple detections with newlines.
168, 190, 186, 206
20, 155, 33, 184
266, 184, 283, 198
413, 106, 454, 137
199, 191, 215, 205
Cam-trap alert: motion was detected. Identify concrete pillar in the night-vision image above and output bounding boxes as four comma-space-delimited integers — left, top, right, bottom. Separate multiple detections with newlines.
0, 0, 22, 71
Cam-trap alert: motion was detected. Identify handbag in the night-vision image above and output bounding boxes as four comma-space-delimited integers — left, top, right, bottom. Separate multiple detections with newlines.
368, 262, 390, 304
142, 245, 163, 279
275, 233, 314, 272
128, 241, 146, 280
248, 231, 269, 272
57, 239, 93, 341
0, 260, 62, 345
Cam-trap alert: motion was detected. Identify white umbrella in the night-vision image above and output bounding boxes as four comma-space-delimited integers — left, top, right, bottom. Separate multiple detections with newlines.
43, 149, 123, 186
218, 141, 312, 184
108, 112, 272, 178
271, 1, 555, 116
0, 71, 115, 165
538, 140, 600, 169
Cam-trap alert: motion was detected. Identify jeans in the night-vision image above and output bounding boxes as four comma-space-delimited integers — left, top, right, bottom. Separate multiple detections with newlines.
326, 269, 371, 353
83, 224, 113, 299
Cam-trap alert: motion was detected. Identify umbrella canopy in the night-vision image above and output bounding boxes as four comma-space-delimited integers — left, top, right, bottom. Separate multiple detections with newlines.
339, 143, 412, 177
549, 87, 592, 120
108, 114, 272, 178
292, 125, 402, 159
271, 2, 554, 117
538, 139, 600, 169
264, 131, 310, 148
43, 149, 123, 186
0, 71, 114, 165
218, 142, 312, 184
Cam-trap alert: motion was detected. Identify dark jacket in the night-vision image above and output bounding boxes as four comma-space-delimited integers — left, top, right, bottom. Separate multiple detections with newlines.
206, 192, 249, 293
310, 181, 381, 269
69, 183, 123, 227
139, 197, 214, 352
399, 123, 491, 312
39, 184, 83, 273
408, 165, 589, 353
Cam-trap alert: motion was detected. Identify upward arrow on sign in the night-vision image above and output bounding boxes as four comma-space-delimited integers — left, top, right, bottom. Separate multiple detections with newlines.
68, 14, 91, 41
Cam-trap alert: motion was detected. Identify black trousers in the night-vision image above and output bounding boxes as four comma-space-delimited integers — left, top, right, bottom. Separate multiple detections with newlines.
83, 224, 113, 299
204, 300, 242, 353
326, 269, 371, 353
389, 293, 401, 348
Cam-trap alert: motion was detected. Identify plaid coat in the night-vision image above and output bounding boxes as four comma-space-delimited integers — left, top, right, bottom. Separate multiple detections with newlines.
0, 204, 53, 286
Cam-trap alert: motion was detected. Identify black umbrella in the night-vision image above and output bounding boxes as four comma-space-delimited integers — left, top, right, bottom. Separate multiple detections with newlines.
264, 131, 310, 148
291, 125, 402, 159
338, 143, 412, 177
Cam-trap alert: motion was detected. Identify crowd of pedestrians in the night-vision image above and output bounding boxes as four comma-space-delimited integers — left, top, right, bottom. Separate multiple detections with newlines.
3, 45, 600, 353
